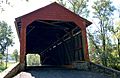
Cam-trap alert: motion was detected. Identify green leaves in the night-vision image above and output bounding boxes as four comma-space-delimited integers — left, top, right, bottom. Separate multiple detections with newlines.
92, 0, 115, 20
114, 20, 120, 39
12, 49, 18, 62
0, 53, 3, 60
57, 0, 66, 6
91, 0, 116, 66
68, 0, 89, 18
57, 0, 89, 18
0, 21, 14, 55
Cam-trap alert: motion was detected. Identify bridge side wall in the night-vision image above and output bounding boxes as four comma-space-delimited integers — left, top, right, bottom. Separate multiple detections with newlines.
73, 61, 120, 78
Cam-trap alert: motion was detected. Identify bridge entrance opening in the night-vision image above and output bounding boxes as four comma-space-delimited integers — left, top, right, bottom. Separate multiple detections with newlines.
26, 54, 41, 66
26, 20, 84, 66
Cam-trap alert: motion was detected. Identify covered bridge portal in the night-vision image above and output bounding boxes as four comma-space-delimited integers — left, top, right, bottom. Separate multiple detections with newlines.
15, 2, 92, 68
26, 20, 83, 65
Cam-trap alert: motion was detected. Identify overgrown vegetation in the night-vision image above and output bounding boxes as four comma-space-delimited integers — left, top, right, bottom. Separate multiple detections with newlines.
89, 0, 120, 70
0, 62, 5, 72
0, 21, 15, 72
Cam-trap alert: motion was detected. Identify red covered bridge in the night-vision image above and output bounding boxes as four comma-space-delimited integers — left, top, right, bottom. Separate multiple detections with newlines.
2, 2, 120, 78
15, 2, 91, 67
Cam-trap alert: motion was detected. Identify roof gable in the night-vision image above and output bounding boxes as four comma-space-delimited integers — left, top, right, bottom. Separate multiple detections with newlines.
16, 2, 91, 26
15, 2, 92, 37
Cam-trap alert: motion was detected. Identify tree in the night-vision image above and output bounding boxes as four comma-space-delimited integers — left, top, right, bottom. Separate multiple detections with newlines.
92, 0, 115, 66
114, 9, 120, 58
68, 0, 89, 18
112, 19, 120, 58
57, 0, 89, 18
0, 21, 14, 55
88, 30, 102, 64
0, 53, 3, 64
13, 49, 18, 62
0, 0, 28, 12
57, 0, 66, 6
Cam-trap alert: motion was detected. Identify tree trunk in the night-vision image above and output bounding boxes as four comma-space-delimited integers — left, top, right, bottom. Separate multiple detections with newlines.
118, 39, 120, 58
5, 47, 8, 68
102, 25, 107, 66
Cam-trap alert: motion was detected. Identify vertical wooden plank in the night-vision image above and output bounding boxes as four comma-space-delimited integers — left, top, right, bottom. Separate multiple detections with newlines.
20, 22, 26, 70
65, 38, 73, 64
81, 22, 89, 61
78, 33, 84, 60
60, 43, 64, 65
76, 34, 80, 60
70, 33, 75, 62
63, 41, 68, 64
57, 45, 62, 65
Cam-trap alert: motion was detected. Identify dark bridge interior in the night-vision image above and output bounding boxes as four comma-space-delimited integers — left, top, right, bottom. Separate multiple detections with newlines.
26, 20, 84, 65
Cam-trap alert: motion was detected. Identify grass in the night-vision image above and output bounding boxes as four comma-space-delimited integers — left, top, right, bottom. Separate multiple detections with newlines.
0, 62, 16, 73
0, 63, 6, 72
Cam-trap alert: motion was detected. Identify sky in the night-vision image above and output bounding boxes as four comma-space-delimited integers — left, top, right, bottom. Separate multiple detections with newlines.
0, 0, 120, 54
0, 0, 57, 54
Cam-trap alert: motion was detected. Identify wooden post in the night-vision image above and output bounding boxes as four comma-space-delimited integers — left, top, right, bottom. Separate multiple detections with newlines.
20, 22, 26, 70
81, 22, 89, 61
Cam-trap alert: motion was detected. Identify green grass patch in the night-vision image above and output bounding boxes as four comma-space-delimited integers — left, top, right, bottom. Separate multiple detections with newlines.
0, 63, 6, 72
0, 62, 17, 72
